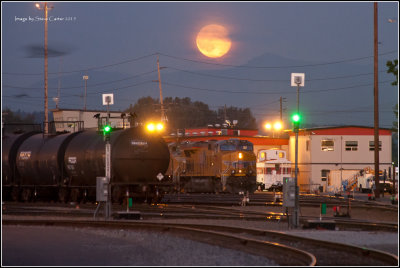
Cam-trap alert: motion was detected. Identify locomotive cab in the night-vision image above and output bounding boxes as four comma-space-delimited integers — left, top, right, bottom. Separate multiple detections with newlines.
166, 139, 257, 194
256, 149, 291, 191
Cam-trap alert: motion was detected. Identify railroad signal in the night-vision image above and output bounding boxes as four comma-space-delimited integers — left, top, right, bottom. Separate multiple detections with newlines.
291, 113, 301, 132
103, 124, 112, 141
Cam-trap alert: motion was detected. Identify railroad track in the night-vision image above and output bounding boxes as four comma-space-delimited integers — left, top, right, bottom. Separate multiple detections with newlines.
162, 192, 398, 210
2, 218, 398, 266
3, 202, 398, 232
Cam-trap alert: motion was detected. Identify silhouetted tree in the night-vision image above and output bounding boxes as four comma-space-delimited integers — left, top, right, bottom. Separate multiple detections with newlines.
2, 108, 35, 124
124, 97, 258, 132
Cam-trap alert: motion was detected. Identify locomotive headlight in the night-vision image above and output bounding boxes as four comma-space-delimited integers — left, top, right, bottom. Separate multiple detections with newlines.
238, 152, 243, 159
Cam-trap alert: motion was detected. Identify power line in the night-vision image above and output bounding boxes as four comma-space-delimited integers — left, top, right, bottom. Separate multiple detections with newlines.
2, 53, 157, 76
303, 80, 393, 93
166, 66, 388, 82
161, 80, 393, 95
2, 50, 397, 76
2, 69, 158, 90
158, 50, 397, 69
3, 80, 154, 98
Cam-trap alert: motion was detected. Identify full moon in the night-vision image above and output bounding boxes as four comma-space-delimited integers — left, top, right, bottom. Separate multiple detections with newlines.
196, 24, 232, 58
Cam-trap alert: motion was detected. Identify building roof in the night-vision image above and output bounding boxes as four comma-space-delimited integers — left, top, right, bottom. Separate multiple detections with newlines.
287, 125, 392, 136
51, 108, 123, 113
163, 135, 289, 146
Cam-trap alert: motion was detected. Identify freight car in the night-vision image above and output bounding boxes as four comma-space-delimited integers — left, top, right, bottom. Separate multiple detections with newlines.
166, 139, 257, 193
2, 126, 170, 203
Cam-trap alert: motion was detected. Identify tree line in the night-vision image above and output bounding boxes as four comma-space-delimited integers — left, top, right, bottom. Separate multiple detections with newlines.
2, 97, 258, 132
124, 96, 258, 131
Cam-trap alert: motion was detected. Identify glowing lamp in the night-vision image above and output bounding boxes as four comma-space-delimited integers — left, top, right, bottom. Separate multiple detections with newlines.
146, 123, 155, 132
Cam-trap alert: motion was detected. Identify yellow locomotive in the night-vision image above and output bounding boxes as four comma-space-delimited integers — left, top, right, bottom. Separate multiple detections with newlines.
166, 139, 257, 193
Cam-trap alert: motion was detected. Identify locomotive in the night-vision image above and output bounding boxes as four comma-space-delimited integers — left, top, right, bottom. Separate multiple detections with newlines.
2, 126, 170, 203
166, 139, 257, 193
256, 149, 291, 191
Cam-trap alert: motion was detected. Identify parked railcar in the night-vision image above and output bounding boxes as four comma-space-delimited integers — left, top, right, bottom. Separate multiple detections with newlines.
166, 139, 257, 193
256, 149, 291, 191
2, 126, 170, 203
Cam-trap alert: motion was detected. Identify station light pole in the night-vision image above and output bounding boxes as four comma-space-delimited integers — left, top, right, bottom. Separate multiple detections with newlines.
36, 2, 53, 134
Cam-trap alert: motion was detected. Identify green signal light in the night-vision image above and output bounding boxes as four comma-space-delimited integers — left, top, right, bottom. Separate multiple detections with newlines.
103, 125, 111, 133
292, 114, 301, 122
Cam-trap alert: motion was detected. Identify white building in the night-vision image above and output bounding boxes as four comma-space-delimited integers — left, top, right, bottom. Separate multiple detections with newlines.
287, 126, 393, 193
51, 108, 130, 132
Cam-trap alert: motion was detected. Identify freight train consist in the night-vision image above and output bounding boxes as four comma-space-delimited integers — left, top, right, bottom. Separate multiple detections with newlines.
166, 139, 257, 193
2, 126, 170, 203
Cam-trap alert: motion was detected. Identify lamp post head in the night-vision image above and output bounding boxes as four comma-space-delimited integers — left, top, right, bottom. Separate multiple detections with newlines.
274, 121, 283, 131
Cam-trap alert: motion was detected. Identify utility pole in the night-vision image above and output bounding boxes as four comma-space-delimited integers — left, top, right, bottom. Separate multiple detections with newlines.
53, 57, 62, 109
36, 2, 53, 134
157, 55, 166, 122
83, 75, 89, 110
224, 104, 227, 122
373, 2, 380, 198
280, 97, 287, 122
44, 2, 48, 134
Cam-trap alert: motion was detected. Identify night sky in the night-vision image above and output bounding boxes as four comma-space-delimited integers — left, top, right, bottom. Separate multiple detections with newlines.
2, 1, 398, 129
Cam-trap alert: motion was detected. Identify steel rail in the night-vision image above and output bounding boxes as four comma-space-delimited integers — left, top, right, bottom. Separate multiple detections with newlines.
2, 218, 315, 266
145, 222, 399, 266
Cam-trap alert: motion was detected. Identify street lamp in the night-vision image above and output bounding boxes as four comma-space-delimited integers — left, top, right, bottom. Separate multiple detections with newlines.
35, 2, 53, 134
264, 121, 283, 138
273, 121, 283, 131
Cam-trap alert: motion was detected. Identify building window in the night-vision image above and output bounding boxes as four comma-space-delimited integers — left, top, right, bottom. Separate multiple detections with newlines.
369, 141, 382, 151
321, 140, 334, 151
306, 140, 310, 151
259, 152, 266, 161
321, 169, 330, 182
345, 141, 358, 151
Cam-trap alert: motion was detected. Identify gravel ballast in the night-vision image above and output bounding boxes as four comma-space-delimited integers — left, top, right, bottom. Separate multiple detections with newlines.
2, 225, 278, 266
